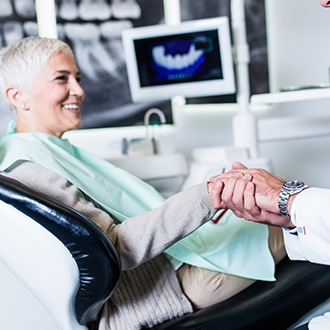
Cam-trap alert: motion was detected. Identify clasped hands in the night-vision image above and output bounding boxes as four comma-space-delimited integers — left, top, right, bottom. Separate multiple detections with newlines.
208, 162, 295, 229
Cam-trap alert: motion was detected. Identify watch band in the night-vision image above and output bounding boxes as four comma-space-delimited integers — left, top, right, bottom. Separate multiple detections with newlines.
278, 189, 291, 217
278, 180, 308, 217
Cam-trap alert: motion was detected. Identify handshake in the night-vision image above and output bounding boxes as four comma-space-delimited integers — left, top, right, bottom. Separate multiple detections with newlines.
207, 162, 308, 229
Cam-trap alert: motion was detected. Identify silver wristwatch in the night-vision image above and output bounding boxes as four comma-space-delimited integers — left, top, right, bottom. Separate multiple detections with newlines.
278, 180, 308, 217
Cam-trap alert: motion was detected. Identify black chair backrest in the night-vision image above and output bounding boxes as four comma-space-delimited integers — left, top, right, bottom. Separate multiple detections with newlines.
0, 174, 121, 326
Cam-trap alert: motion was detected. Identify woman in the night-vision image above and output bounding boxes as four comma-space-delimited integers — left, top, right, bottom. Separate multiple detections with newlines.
0, 37, 285, 329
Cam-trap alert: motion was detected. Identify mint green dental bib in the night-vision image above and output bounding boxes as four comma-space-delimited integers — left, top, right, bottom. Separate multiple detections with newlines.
0, 131, 275, 281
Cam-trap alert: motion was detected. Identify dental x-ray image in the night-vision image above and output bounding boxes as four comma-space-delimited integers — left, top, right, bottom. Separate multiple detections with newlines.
0, 0, 268, 134
138, 31, 222, 87
180, 0, 269, 104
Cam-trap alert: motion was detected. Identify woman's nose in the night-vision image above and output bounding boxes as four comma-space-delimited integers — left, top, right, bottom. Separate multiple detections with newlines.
70, 79, 85, 98
321, 0, 330, 8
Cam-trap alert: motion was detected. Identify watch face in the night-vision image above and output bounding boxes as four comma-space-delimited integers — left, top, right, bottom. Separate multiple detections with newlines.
283, 180, 305, 190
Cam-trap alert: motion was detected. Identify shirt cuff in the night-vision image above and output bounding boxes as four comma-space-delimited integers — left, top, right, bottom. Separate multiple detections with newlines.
283, 228, 307, 261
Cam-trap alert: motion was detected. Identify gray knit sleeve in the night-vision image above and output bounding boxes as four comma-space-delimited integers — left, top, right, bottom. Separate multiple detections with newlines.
3, 161, 217, 270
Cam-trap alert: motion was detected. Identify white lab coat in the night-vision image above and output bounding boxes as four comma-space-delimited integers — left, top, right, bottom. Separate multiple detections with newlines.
284, 187, 330, 329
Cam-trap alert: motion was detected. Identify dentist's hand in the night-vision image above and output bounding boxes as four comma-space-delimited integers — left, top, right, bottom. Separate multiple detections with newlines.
209, 162, 296, 228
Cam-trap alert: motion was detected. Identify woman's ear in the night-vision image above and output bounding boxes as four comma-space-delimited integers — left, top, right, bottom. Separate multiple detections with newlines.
6, 86, 29, 110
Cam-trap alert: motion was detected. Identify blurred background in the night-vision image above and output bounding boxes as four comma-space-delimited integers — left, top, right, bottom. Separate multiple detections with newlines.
0, 0, 267, 134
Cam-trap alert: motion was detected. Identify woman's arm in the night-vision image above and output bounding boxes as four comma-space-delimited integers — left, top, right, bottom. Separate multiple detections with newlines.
4, 161, 217, 270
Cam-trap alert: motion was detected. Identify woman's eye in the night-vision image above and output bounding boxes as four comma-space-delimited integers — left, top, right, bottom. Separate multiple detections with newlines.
56, 75, 68, 82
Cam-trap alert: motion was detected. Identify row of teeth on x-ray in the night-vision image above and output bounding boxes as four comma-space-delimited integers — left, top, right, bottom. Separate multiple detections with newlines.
0, 0, 143, 80
152, 45, 204, 70
1, 20, 134, 80
0, 0, 142, 20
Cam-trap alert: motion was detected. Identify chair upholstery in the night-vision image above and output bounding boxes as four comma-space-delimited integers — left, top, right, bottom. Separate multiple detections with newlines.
153, 257, 330, 329
0, 175, 121, 330
1, 174, 330, 330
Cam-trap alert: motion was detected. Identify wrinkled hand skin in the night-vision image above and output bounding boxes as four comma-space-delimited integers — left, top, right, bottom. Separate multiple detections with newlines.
208, 162, 295, 228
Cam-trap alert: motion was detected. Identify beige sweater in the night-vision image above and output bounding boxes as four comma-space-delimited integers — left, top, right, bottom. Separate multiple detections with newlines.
4, 161, 217, 329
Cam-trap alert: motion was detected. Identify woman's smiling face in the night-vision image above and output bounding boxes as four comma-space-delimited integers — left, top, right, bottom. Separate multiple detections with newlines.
25, 51, 85, 137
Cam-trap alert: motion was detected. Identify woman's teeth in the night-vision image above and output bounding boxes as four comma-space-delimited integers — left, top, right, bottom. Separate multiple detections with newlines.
63, 104, 79, 110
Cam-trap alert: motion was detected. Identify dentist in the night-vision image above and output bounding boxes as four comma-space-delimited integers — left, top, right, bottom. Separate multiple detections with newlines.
210, 160, 330, 330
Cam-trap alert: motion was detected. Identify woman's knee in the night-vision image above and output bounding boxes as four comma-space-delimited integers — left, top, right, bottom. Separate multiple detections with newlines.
177, 265, 255, 309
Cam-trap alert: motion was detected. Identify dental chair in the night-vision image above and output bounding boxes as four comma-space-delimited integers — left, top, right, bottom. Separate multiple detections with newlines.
1, 175, 330, 330
0, 175, 121, 330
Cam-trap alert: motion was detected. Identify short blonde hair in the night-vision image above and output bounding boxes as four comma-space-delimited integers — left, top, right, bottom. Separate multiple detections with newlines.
0, 36, 73, 93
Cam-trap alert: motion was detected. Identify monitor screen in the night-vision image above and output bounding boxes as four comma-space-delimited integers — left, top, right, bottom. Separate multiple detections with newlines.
122, 17, 236, 103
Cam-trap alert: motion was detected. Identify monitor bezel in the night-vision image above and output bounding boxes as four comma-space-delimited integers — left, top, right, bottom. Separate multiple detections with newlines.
122, 17, 236, 103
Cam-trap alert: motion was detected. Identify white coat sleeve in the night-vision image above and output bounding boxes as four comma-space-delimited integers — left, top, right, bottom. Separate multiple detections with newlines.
283, 187, 330, 265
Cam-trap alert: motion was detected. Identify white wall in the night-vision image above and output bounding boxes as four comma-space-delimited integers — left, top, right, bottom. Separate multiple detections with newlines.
261, 0, 330, 187
266, 0, 330, 93
172, 0, 330, 189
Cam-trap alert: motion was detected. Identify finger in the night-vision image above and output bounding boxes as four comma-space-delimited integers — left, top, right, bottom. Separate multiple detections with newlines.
243, 181, 264, 217
209, 179, 226, 209
230, 175, 261, 218
230, 181, 247, 215
243, 181, 257, 211
231, 174, 252, 206
221, 173, 243, 210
